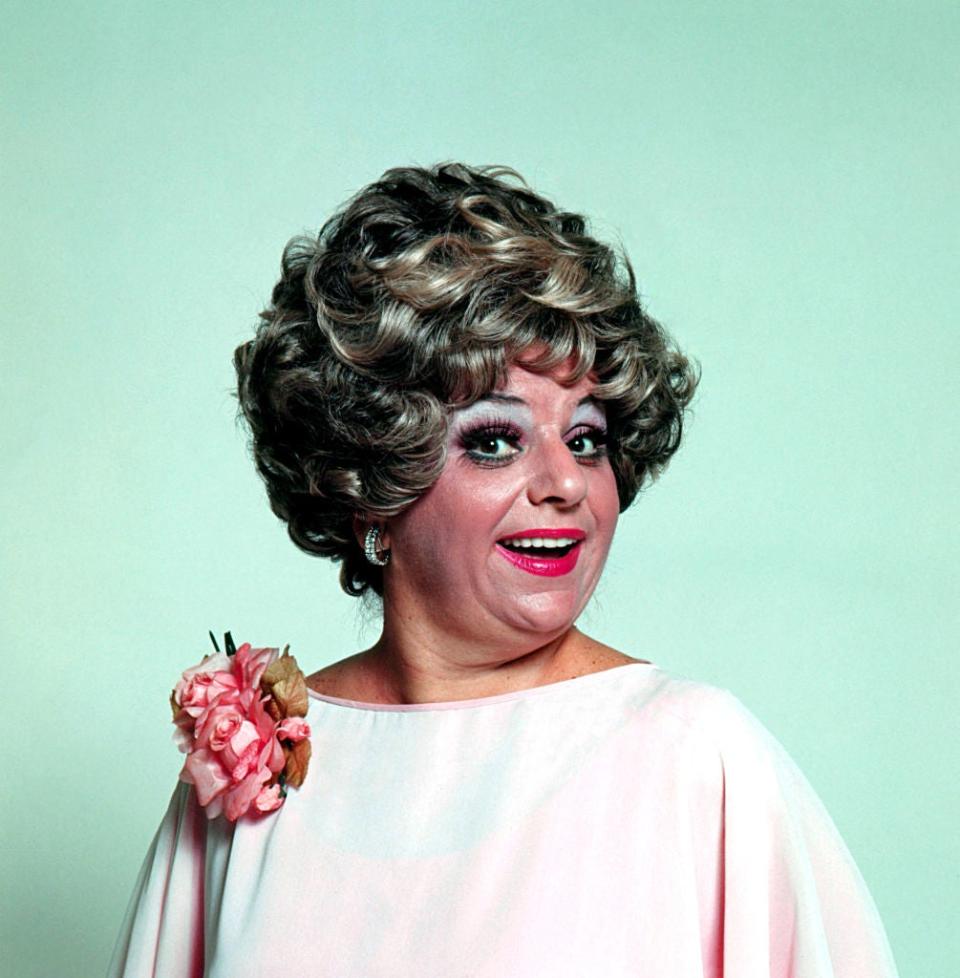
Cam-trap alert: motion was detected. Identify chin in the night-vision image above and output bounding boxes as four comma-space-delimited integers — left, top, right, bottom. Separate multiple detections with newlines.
507, 593, 585, 633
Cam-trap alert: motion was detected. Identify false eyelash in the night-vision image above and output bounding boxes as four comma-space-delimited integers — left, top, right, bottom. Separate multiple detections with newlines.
460, 419, 523, 443
460, 416, 610, 441
458, 420, 523, 461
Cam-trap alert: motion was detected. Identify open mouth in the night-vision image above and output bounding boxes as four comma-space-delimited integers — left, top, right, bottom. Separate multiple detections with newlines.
495, 537, 584, 577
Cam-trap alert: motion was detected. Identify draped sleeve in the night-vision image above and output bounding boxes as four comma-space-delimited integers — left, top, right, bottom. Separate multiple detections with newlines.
701, 688, 900, 977
107, 780, 226, 978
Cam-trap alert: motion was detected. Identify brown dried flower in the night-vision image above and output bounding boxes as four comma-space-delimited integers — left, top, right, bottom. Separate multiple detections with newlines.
260, 645, 310, 722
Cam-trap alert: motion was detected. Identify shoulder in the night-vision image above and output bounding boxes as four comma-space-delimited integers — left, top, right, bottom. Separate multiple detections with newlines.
624, 667, 748, 725
305, 651, 369, 698
610, 669, 811, 828
626, 669, 790, 777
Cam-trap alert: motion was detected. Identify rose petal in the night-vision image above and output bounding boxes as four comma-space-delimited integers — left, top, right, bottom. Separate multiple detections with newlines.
183, 749, 231, 806
261, 736, 286, 775
233, 644, 278, 692
178, 651, 233, 684
204, 794, 224, 820
223, 769, 271, 822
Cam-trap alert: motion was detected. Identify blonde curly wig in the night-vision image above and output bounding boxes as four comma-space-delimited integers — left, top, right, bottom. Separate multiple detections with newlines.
234, 162, 699, 599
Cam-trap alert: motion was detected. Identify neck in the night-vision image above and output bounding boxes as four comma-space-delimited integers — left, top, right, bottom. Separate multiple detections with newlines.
353, 622, 586, 705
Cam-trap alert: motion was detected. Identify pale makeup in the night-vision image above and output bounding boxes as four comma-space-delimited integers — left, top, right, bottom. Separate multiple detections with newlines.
367, 358, 621, 697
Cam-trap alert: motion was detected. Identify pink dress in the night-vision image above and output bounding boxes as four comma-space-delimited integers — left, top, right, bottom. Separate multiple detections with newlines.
108, 663, 899, 977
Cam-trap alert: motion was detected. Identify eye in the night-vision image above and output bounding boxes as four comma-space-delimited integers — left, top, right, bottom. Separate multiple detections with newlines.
461, 422, 523, 463
568, 426, 610, 459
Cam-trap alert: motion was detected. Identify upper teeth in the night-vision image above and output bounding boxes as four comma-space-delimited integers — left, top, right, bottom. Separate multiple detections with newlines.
500, 537, 579, 548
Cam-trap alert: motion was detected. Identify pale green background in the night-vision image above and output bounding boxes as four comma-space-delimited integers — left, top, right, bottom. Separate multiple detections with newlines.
2, 1, 957, 976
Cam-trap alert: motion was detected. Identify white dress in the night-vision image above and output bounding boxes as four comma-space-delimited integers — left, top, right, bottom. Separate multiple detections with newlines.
108, 662, 899, 977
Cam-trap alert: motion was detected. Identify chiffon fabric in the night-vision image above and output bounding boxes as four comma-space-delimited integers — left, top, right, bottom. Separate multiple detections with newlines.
108, 662, 899, 977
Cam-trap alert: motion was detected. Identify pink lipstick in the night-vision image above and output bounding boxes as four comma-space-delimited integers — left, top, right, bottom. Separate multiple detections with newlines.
494, 527, 585, 578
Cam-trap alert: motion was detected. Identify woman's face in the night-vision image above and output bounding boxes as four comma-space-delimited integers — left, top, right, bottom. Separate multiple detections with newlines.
380, 354, 620, 651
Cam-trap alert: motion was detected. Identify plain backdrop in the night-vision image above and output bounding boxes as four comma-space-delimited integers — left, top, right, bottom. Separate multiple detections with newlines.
2, 2, 957, 976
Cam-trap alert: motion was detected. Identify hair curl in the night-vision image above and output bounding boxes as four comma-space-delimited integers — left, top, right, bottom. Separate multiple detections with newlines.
234, 162, 699, 600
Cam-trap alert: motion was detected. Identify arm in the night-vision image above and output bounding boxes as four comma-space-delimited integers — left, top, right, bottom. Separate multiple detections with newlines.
107, 781, 208, 978
711, 690, 900, 977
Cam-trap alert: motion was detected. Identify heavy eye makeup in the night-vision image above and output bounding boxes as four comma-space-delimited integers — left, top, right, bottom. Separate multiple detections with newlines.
457, 414, 610, 467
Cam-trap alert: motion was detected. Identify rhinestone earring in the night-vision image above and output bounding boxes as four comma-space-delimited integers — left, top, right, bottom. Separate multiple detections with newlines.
364, 525, 390, 566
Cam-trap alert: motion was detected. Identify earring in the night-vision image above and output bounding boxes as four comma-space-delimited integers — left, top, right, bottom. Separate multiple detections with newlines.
364, 525, 390, 566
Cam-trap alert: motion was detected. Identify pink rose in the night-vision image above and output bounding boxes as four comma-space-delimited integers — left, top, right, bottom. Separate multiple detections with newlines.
210, 711, 242, 751
254, 784, 284, 813
171, 638, 310, 821
277, 717, 311, 742
173, 651, 238, 717
179, 686, 286, 820
192, 687, 251, 743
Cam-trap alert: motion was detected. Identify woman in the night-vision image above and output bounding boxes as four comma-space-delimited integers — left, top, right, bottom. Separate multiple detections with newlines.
109, 163, 899, 976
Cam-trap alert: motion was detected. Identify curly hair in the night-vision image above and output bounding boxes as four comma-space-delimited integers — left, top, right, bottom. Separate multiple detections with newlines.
234, 162, 699, 601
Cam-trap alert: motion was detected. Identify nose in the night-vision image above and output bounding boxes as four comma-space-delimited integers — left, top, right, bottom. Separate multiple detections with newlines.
525, 432, 589, 507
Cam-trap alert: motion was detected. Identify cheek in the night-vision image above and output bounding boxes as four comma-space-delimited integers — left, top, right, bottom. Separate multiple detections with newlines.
438, 458, 524, 511
401, 466, 512, 540
592, 465, 621, 532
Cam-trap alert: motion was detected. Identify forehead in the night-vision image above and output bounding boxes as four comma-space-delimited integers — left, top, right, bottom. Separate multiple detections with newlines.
497, 356, 598, 397
452, 361, 604, 419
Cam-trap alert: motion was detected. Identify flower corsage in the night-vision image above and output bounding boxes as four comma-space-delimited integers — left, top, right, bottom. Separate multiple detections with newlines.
170, 631, 312, 821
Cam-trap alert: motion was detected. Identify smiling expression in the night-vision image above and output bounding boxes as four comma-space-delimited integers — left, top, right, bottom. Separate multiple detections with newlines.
378, 354, 621, 645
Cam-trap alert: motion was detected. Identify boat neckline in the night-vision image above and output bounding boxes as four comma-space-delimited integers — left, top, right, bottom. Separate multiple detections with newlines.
306, 660, 657, 713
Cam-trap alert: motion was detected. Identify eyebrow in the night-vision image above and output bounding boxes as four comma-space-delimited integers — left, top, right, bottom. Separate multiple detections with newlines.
476, 393, 603, 409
